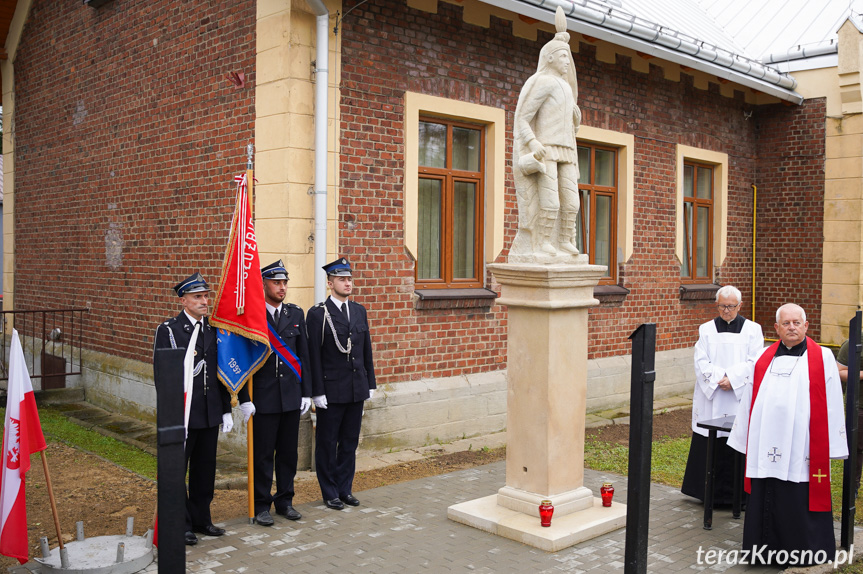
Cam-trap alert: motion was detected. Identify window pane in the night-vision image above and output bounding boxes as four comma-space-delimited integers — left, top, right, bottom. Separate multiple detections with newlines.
576, 188, 589, 253
418, 178, 442, 279
577, 146, 590, 185
684, 165, 694, 198
452, 127, 481, 172
595, 195, 611, 276
419, 121, 446, 168
452, 181, 476, 279
696, 206, 710, 277
682, 203, 692, 277
595, 149, 614, 187
696, 166, 712, 199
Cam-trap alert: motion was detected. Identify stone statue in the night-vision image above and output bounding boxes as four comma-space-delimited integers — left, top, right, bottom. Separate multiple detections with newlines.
511, 6, 582, 263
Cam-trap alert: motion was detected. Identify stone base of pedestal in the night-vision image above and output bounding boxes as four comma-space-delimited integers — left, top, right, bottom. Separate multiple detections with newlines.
497, 485, 593, 517
448, 495, 626, 552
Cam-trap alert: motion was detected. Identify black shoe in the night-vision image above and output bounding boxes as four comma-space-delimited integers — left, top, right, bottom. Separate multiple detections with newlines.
255, 510, 274, 526
339, 494, 360, 507
193, 524, 226, 537
184, 531, 198, 546
325, 498, 345, 510
275, 505, 302, 520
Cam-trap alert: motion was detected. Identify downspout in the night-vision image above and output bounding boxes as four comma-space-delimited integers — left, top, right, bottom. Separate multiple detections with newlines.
306, 0, 329, 304
751, 184, 756, 323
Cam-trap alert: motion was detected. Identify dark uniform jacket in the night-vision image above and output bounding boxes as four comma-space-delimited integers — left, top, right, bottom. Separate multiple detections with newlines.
154, 312, 231, 429
253, 303, 313, 413
306, 298, 376, 403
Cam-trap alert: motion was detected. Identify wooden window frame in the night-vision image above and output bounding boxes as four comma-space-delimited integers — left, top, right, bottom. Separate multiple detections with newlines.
577, 143, 618, 285
415, 116, 485, 289
681, 161, 714, 283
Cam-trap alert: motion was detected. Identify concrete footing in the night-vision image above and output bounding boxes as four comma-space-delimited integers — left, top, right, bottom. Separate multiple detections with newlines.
448, 495, 627, 552
35, 535, 153, 574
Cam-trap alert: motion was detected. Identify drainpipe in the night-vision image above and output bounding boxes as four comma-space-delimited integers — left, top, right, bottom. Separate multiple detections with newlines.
751, 184, 756, 323
306, 0, 329, 304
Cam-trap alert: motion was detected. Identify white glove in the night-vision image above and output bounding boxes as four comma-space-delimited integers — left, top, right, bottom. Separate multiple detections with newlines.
368, 389, 375, 400
312, 395, 328, 409
221, 412, 233, 433
300, 397, 312, 415
239, 401, 256, 423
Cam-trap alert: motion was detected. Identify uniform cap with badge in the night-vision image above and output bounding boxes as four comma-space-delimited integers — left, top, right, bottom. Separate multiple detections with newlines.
174, 272, 210, 297
261, 259, 289, 281
322, 257, 352, 277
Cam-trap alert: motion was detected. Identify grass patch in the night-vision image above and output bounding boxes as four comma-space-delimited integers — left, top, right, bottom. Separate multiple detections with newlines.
837, 560, 863, 573
584, 436, 690, 485
830, 458, 863, 523
646, 437, 692, 485
584, 441, 629, 476
586, 435, 863, 526
1, 406, 157, 480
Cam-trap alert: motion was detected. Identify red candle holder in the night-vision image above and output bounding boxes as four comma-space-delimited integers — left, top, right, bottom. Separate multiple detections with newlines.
539, 499, 554, 527
600, 482, 614, 507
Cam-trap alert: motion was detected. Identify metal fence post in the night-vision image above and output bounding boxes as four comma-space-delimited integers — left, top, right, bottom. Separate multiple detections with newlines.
624, 323, 656, 574
154, 347, 186, 572
841, 311, 861, 549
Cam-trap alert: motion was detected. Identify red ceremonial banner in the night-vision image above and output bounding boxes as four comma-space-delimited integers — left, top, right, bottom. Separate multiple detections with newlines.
210, 173, 271, 401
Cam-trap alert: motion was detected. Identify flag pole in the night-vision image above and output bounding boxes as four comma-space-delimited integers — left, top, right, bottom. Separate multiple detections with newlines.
246, 142, 256, 525
40, 451, 65, 551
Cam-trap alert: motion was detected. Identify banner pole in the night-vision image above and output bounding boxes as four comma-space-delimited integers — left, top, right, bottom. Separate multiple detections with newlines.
40, 451, 65, 551
247, 383, 255, 524
246, 143, 256, 525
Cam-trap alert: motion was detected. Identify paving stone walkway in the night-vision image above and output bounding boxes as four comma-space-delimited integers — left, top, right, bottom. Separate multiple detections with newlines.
132, 464, 846, 574
13, 393, 859, 573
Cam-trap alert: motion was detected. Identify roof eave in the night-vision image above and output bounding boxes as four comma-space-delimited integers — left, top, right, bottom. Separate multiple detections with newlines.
476, 0, 804, 105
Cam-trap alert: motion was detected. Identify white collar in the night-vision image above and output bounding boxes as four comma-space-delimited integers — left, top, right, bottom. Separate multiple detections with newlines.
329, 295, 349, 308
266, 302, 281, 317
183, 310, 204, 326
329, 295, 350, 319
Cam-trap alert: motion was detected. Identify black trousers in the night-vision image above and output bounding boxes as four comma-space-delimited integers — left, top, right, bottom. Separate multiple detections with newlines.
315, 401, 364, 501
253, 410, 301, 514
184, 425, 219, 531
743, 477, 835, 566
681, 433, 740, 505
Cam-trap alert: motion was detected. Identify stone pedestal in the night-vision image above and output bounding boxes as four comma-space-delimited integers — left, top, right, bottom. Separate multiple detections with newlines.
448, 260, 626, 551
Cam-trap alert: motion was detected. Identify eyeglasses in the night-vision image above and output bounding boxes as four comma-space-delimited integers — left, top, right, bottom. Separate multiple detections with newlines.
716, 304, 739, 311
769, 356, 801, 377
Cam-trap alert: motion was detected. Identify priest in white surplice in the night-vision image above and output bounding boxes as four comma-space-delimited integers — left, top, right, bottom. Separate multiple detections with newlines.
728, 304, 848, 566
681, 285, 764, 504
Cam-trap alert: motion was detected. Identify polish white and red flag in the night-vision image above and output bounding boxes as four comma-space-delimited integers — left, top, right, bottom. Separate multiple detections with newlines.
0, 329, 47, 563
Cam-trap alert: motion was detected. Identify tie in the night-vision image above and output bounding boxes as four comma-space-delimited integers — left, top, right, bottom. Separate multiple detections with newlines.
341, 302, 348, 320
272, 310, 278, 324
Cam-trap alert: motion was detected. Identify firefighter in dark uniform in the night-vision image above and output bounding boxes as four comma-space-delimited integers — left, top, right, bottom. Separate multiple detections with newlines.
251, 260, 312, 526
153, 272, 232, 546
306, 258, 376, 510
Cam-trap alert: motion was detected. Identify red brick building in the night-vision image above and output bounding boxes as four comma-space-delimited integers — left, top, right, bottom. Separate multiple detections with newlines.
0, 0, 847, 454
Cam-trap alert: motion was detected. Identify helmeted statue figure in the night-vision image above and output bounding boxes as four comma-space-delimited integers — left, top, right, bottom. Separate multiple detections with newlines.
511, 6, 582, 262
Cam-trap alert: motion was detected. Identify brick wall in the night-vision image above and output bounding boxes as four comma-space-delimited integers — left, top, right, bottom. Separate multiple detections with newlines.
581, 66, 761, 357
753, 99, 827, 339
10, 0, 824, 382
338, 1, 820, 383
13, 0, 256, 361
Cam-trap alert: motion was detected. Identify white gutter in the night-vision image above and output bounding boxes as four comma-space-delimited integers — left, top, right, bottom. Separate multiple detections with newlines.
478, 0, 804, 104
306, 0, 329, 303
763, 42, 837, 65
